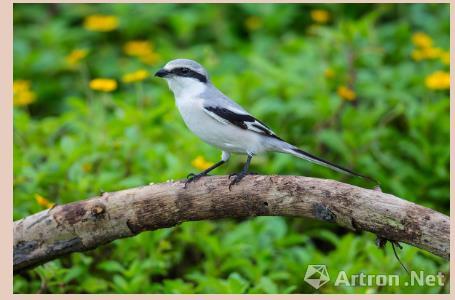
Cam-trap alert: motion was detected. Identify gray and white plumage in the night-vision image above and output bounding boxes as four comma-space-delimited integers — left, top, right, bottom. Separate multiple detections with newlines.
155, 58, 376, 185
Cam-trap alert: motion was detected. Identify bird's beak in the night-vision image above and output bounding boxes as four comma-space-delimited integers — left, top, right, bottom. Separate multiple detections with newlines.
154, 69, 169, 78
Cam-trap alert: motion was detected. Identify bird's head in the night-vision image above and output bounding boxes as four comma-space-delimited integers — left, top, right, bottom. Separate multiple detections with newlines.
155, 59, 209, 97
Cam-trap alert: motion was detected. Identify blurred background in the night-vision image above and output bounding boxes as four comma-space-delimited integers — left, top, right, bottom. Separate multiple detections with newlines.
13, 3, 449, 294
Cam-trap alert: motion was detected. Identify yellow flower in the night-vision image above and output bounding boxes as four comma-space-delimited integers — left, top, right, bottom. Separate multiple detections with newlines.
139, 52, 161, 65
14, 90, 36, 106
35, 194, 54, 209
123, 40, 154, 57
13, 80, 36, 106
324, 68, 335, 79
412, 47, 446, 61
13, 80, 31, 93
411, 31, 449, 64
245, 16, 263, 31
89, 78, 117, 92
66, 49, 88, 66
123, 40, 161, 65
83, 15, 118, 32
425, 71, 450, 90
423, 47, 443, 59
440, 51, 450, 65
412, 32, 432, 49
337, 85, 356, 101
122, 69, 150, 83
310, 9, 330, 24
191, 155, 213, 171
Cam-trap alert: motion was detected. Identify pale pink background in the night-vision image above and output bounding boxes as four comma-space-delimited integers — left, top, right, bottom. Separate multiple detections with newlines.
3, 0, 452, 298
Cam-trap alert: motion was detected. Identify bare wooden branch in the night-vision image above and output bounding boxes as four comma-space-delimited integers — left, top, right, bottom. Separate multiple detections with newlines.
14, 176, 449, 273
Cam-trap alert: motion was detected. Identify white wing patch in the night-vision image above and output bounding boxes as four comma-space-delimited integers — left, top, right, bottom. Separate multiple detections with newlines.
202, 105, 277, 137
244, 119, 277, 136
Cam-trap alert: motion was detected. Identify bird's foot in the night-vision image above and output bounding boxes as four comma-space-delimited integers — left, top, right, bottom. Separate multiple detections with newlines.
228, 172, 256, 179
184, 172, 208, 188
228, 171, 251, 190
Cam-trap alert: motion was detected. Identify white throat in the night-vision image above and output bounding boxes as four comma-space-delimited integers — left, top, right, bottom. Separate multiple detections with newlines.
166, 77, 207, 99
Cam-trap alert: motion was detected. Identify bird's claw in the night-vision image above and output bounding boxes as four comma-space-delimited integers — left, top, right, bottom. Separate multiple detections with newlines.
228, 172, 247, 190
184, 172, 208, 188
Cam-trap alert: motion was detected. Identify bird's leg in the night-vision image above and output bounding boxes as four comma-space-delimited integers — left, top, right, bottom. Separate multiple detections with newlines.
185, 160, 225, 187
229, 154, 253, 189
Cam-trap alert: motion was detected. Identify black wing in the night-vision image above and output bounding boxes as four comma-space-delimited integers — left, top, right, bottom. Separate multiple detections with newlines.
203, 106, 282, 140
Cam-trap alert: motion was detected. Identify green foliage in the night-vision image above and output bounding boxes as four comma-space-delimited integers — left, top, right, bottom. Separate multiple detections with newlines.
14, 3, 449, 294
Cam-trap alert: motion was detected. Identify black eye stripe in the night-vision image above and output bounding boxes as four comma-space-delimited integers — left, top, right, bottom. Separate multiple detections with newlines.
176, 68, 190, 75
170, 67, 207, 83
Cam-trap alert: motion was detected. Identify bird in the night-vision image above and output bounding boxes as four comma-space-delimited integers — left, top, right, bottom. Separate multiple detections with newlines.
155, 58, 377, 189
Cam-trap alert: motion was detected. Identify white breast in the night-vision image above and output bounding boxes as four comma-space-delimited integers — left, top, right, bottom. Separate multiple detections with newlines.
175, 96, 207, 135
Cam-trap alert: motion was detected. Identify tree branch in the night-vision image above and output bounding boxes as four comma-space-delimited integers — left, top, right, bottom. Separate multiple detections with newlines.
14, 175, 449, 273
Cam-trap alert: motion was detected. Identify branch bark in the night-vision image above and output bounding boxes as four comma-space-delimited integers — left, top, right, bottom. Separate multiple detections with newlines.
14, 175, 449, 273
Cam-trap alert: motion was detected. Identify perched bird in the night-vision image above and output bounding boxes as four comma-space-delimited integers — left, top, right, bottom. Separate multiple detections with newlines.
155, 59, 377, 188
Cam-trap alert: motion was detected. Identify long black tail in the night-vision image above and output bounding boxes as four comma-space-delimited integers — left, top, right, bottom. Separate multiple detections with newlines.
280, 143, 379, 185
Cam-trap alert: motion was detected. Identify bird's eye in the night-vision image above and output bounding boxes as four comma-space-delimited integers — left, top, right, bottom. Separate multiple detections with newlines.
180, 68, 190, 74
